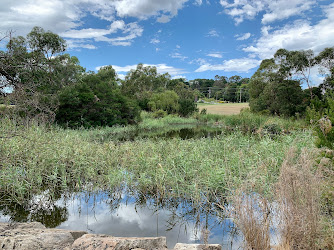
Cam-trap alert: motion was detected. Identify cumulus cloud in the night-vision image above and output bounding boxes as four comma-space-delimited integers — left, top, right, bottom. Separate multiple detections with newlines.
195, 58, 260, 72
97, 63, 188, 76
243, 3, 334, 59
235, 32, 251, 41
220, 0, 316, 24
0, 0, 198, 49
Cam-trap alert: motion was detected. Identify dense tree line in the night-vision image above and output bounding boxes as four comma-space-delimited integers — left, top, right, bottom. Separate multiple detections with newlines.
2, 26, 334, 134
249, 47, 334, 117
189, 76, 250, 102
0, 27, 199, 127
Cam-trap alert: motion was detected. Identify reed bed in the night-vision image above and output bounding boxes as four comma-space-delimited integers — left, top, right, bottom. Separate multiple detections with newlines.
0, 116, 313, 203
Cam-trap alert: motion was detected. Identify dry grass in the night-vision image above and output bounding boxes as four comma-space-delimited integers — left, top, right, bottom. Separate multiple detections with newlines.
228, 148, 333, 250
276, 148, 325, 249
229, 191, 271, 250
198, 103, 249, 115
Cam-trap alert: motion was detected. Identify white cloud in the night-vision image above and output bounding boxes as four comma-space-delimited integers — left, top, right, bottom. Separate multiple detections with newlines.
235, 32, 251, 41
97, 63, 188, 76
220, 0, 316, 24
195, 58, 260, 72
207, 29, 219, 37
150, 38, 160, 44
66, 39, 97, 50
190, 58, 208, 65
176, 45, 181, 49
170, 52, 188, 60
93, 22, 143, 46
172, 75, 187, 79
243, 3, 334, 59
111, 0, 188, 21
60, 21, 125, 39
157, 15, 172, 23
207, 53, 223, 58
194, 0, 203, 6
0, 0, 196, 49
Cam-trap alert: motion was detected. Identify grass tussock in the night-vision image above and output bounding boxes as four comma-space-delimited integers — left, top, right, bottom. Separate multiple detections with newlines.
276, 148, 332, 249
229, 191, 271, 250
229, 148, 333, 249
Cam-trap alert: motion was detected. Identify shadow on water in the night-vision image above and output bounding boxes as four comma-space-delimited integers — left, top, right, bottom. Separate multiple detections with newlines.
0, 189, 243, 249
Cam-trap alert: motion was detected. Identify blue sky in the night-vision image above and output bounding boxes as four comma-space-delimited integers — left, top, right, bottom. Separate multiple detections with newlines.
1, 0, 334, 83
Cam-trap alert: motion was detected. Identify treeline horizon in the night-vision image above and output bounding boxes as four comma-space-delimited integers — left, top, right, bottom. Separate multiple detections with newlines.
0, 27, 333, 130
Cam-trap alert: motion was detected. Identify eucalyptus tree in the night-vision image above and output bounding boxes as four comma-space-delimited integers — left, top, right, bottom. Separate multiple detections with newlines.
316, 47, 334, 91
0, 27, 84, 121
249, 55, 306, 116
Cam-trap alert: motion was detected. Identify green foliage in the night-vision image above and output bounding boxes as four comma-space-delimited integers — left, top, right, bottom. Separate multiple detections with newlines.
307, 92, 334, 149
121, 63, 170, 99
0, 116, 314, 203
56, 69, 141, 128
152, 109, 167, 118
178, 99, 198, 117
249, 52, 307, 117
148, 90, 179, 114
0, 27, 84, 121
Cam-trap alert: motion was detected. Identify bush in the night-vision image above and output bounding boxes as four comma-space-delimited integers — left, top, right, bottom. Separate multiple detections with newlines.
178, 99, 198, 117
152, 109, 167, 118
307, 92, 334, 149
200, 108, 207, 115
56, 82, 141, 128
148, 90, 179, 114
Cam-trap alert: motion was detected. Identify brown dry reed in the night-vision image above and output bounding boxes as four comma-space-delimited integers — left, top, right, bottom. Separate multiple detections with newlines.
276, 148, 326, 249
230, 148, 333, 249
230, 190, 271, 250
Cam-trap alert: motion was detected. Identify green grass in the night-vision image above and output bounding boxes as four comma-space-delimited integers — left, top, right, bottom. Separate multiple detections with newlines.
0, 114, 315, 204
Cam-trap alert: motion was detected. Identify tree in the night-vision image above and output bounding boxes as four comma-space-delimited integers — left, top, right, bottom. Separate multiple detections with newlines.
316, 47, 334, 92
249, 55, 306, 116
274, 48, 315, 98
148, 90, 179, 114
0, 27, 84, 121
121, 63, 170, 98
56, 67, 141, 128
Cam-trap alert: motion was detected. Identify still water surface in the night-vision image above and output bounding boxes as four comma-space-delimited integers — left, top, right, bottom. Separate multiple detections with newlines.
0, 191, 243, 249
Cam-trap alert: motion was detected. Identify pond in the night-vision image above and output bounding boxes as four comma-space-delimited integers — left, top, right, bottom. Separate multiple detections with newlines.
0, 190, 244, 249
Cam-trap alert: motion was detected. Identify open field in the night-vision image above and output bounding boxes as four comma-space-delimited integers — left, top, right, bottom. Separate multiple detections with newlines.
198, 103, 249, 115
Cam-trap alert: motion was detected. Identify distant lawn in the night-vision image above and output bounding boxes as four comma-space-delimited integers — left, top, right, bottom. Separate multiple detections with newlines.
198, 102, 249, 115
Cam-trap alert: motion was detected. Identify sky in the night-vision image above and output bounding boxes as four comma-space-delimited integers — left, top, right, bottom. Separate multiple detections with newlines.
1, 0, 334, 83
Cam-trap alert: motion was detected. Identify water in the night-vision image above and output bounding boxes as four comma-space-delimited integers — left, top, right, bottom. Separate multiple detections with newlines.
0, 191, 243, 249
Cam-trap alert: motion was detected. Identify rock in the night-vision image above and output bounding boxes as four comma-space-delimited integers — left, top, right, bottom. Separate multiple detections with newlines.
173, 243, 222, 250
72, 234, 168, 250
0, 222, 87, 250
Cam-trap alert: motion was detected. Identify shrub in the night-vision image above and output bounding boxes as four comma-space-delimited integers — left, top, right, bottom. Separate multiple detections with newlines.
152, 109, 167, 118
148, 90, 179, 114
178, 99, 198, 117
56, 82, 141, 128
307, 92, 334, 149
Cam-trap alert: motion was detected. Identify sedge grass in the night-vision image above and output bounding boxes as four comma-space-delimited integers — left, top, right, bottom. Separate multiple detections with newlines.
0, 116, 314, 204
